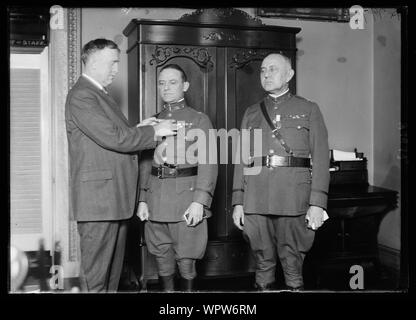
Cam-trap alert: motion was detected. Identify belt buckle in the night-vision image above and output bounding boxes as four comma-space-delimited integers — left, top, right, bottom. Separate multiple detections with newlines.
266, 155, 271, 168
157, 167, 165, 179
168, 168, 177, 178
269, 155, 287, 167
268, 155, 278, 167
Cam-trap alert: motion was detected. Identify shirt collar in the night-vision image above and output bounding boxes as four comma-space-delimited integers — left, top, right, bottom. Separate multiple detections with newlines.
82, 73, 107, 94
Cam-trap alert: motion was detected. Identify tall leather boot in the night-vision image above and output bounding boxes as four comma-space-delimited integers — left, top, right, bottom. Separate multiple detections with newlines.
181, 278, 194, 292
159, 275, 175, 292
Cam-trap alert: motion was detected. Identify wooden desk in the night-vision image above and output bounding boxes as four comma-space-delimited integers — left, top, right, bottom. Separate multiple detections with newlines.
303, 184, 398, 290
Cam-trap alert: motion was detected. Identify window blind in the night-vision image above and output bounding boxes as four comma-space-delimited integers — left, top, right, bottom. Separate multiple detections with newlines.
10, 68, 42, 234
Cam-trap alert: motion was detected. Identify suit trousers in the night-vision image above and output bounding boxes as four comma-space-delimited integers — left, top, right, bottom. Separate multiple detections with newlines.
77, 220, 128, 292
243, 214, 315, 288
144, 219, 207, 279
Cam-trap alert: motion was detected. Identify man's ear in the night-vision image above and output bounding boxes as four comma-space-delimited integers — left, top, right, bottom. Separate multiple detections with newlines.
286, 69, 295, 82
183, 81, 190, 92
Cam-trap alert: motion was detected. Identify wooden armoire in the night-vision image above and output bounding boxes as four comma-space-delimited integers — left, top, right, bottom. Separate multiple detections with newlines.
123, 8, 301, 285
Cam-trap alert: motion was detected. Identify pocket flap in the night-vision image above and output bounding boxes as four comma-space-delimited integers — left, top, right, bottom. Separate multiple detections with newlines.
176, 178, 195, 194
81, 170, 113, 182
284, 119, 310, 130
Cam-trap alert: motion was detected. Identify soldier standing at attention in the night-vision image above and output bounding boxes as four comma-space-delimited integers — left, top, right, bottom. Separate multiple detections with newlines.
232, 53, 330, 291
137, 64, 218, 292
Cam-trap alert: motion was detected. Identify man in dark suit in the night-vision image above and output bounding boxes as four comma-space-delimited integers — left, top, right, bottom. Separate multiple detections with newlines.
232, 53, 330, 291
65, 39, 177, 292
137, 64, 218, 292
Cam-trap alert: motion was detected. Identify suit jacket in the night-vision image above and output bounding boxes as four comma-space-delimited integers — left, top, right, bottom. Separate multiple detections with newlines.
232, 92, 330, 215
65, 76, 156, 222
139, 101, 218, 222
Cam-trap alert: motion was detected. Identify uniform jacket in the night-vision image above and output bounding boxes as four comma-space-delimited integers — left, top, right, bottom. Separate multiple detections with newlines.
139, 100, 218, 222
232, 91, 330, 215
65, 76, 156, 222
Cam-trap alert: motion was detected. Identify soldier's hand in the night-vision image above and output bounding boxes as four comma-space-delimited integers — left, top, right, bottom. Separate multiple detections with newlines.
232, 205, 244, 230
183, 202, 204, 227
306, 205, 325, 230
154, 119, 178, 138
137, 202, 149, 221
136, 117, 160, 127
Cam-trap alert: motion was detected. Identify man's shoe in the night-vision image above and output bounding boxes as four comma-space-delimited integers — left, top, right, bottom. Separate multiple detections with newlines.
284, 285, 304, 291
254, 282, 275, 291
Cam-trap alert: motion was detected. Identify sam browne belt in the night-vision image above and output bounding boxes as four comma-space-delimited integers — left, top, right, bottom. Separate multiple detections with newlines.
248, 155, 310, 168
257, 155, 310, 168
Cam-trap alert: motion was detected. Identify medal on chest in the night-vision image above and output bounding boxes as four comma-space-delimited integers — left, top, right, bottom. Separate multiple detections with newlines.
272, 114, 282, 129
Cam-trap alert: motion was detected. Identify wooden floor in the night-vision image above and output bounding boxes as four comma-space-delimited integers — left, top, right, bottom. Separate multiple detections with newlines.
16, 260, 401, 293
118, 265, 401, 292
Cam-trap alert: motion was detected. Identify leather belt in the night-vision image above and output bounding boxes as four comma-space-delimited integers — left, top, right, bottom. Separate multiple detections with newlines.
151, 165, 198, 179
250, 155, 311, 168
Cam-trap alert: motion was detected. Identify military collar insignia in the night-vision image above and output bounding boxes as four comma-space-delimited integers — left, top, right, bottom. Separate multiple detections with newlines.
163, 99, 186, 111
267, 91, 292, 105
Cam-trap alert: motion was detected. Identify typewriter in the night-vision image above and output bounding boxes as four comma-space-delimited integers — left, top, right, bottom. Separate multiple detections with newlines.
329, 148, 368, 185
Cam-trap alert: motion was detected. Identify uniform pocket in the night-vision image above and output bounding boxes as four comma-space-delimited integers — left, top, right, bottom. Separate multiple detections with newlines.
281, 119, 310, 150
176, 178, 195, 194
284, 119, 310, 131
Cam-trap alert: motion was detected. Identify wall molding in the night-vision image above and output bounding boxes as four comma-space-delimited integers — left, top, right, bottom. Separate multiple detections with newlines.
49, 7, 81, 279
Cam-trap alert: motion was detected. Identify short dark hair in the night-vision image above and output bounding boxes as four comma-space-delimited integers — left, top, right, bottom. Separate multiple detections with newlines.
81, 38, 120, 65
159, 64, 188, 82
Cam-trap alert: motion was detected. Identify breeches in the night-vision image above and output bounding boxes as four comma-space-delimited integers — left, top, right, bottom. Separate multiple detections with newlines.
144, 219, 208, 279
243, 214, 315, 288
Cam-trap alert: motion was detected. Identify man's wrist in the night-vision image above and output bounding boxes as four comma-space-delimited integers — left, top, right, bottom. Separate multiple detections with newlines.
192, 201, 204, 208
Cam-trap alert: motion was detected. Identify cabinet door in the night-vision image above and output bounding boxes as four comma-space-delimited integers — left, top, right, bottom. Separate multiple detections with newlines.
141, 44, 217, 124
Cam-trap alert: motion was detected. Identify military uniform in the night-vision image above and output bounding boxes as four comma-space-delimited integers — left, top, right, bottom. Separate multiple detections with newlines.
232, 90, 329, 289
139, 99, 218, 283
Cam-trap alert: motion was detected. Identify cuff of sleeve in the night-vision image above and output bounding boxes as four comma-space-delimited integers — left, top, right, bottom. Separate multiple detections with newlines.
309, 189, 328, 210
138, 188, 148, 202
231, 190, 244, 207
193, 189, 212, 207
138, 125, 157, 149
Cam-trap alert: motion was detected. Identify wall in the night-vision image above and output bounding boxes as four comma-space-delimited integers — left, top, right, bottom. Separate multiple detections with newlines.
373, 9, 401, 251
